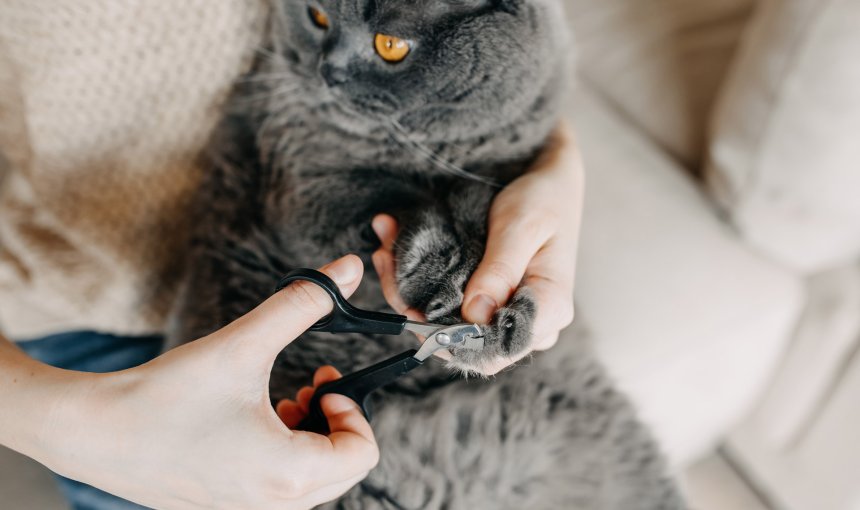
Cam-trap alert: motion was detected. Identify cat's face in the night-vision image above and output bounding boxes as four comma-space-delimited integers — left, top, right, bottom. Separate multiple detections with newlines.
271, 0, 568, 140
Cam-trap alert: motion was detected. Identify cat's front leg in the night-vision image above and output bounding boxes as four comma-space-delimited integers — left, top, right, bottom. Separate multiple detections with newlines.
394, 182, 536, 371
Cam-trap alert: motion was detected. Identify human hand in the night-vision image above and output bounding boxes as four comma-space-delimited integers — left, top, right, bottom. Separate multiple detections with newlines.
275, 365, 346, 429
372, 122, 584, 375
38, 255, 378, 510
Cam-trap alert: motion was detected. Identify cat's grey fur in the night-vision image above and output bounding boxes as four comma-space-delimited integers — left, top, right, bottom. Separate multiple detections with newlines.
171, 0, 685, 507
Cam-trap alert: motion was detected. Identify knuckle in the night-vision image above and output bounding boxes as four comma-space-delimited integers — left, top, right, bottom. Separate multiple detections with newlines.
511, 208, 560, 239
489, 200, 521, 226
481, 260, 520, 291
522, 209, 558, 233
285, 281, 331, 315
278, 473, 310, 500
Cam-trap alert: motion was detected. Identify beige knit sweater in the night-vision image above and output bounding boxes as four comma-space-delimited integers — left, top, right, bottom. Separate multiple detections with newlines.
0, 1, 267, 339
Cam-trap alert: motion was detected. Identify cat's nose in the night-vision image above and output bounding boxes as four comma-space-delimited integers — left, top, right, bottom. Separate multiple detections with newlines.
320, 63, 349, 87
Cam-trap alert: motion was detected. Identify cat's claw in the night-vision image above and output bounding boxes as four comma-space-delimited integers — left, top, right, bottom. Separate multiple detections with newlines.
411, 322, 484, 361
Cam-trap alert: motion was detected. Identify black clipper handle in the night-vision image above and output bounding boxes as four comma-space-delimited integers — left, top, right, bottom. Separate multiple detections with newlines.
296, 350, 423, 435
277, 268, 407, 335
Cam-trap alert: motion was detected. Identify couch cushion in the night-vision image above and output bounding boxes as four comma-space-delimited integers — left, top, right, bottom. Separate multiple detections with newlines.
565, 0, 755, 168
728, 293, 860, 510
734, 263, 860, 450
567, 85, 804, 467
706, 0, 860, 273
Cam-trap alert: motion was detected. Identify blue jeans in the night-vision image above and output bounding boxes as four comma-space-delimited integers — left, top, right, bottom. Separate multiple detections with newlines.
18, 331, 163, 510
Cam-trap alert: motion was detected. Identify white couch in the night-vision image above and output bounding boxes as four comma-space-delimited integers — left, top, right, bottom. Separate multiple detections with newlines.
566, 85, 803, 467
566, 1, 860, 508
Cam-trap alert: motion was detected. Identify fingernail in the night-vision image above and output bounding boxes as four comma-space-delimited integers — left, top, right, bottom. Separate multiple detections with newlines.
467, 294, 497, 324
371, 216, 388, 241
327, 256, 360, 285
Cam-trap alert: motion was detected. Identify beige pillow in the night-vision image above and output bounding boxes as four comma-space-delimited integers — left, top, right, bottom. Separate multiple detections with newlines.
707, 0, 860, 273
566, 0, 756, 168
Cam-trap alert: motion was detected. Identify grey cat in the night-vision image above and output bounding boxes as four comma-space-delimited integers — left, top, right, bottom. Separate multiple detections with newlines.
172, 0, 685, 508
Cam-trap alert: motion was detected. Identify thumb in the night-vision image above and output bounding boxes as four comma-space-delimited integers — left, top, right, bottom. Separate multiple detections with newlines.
463, 224, 547, 324
227, 254, 364, 358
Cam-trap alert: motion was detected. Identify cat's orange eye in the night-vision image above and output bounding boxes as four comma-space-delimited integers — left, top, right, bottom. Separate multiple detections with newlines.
308, 6, 330, 29
374, 34, 411, 63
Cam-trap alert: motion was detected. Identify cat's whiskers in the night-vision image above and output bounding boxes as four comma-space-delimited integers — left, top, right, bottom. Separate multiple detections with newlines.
254, 46, 287, 65
281, 81, 496, 186
238, 72, 296, 84
237, 83, 303, 106
330, 94, 495, 185
384, 118, 499, 187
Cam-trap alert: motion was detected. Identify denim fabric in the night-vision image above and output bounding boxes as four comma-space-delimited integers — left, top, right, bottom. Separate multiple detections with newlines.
17, 331, 163, 510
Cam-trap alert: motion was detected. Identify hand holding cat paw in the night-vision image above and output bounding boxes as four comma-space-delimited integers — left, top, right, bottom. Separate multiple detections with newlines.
463, 122, 583, 365
372, 122, 584, 375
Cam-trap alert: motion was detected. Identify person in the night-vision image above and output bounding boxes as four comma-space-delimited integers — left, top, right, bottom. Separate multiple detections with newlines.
0, 122, 582, 509
0, 4, 584, 504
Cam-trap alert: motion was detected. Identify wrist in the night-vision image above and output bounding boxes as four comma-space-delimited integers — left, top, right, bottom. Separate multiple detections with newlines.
36, 368, 142, 484
0, 339, 121, 475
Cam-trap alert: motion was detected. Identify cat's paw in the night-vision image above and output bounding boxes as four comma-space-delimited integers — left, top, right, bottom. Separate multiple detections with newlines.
450, 286, 536, 371
395, 217, 469, 321
394, 216, 536, 371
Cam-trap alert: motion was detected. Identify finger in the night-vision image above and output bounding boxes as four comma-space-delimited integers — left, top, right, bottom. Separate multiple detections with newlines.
313, 366, 342, 387
370, 215, 408, 315
371, 249, 409, 315
372, 247, 425, 322
286, 366, 344, 427
296, 386, 315, 414
227, 255, 364, 358
291, 395, 379, 492
532, 333, 560, 352
524, 273, 575, 341
293, 366, 344, 415
372, 244, 450, 357
371, 251, 438, 354
322, 394, 376, 451
463, 216, 553, 324
276, 399, 305, 429
371, 216, 428, 322
371, 214, 398, 251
